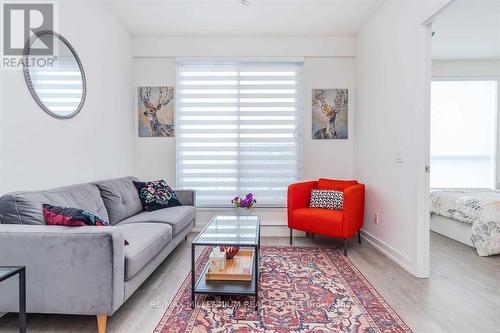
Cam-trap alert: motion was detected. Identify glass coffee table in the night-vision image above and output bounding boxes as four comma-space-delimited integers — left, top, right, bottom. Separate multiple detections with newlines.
0, 267, 26, 333
191, 215, 260, 309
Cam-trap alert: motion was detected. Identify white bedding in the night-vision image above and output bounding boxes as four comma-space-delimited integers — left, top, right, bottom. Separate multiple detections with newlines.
430, 190, 500, 256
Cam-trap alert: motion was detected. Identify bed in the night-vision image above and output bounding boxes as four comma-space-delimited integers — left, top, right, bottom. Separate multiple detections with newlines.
430, 190, 500, 256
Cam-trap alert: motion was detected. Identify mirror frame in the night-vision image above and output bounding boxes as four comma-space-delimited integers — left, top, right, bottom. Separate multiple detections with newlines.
23, 30, 87, 119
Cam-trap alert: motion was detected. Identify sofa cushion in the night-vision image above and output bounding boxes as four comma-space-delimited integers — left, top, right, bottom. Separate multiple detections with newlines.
317, 179, 358, 191
114, 223, 172, 281
0, 183, 108, 225
119, 206, 195, 236
291, 208, 343, 238
94, 177, 143, 225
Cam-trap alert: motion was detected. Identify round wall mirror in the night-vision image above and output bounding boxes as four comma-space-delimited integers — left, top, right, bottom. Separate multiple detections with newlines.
23, 31, 86, 119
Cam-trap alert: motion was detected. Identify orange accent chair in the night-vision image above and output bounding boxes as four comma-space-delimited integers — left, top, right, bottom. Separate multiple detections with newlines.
287, 178, 365, 255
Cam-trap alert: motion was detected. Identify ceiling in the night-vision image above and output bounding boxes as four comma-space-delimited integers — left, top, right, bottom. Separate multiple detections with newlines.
99, 0, 385, 37
432, 0, 500, 60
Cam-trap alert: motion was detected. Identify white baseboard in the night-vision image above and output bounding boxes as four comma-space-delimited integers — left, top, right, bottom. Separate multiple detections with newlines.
360, 230, 416, 276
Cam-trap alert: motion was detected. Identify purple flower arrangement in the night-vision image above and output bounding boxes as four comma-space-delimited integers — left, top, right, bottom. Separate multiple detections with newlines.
231, 193, 257, 209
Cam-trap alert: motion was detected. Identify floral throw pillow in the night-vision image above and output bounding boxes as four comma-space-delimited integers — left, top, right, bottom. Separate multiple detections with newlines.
43, 204, 130, 245
43, 204, 109, 226
133, 180, 181, 212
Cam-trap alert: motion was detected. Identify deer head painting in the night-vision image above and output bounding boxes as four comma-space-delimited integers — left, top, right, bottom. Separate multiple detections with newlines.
138, 86, 175, 137
312, 89, 348, 140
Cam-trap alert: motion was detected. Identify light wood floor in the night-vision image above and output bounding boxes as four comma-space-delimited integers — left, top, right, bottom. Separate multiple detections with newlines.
0, 232, 499, 333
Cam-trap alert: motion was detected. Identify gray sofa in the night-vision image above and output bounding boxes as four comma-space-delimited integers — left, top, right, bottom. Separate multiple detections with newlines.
0, 176, 195, 333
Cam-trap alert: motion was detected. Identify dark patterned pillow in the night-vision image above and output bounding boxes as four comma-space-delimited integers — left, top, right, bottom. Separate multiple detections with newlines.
43, 204, 109, 226
309, 189, 344, 210
133, 180, 181, 212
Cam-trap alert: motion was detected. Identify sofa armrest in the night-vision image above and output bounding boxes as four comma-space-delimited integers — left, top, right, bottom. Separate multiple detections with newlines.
342, 184, 365, 238
0, 225, 125, 315
176, 189, 196, 206
287, 181, 318, 227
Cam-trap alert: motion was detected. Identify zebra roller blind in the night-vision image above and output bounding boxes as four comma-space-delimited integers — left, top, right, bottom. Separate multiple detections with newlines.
176, 61, 303, 208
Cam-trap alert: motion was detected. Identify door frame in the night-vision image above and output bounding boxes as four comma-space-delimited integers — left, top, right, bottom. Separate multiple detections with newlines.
414, 0, 455, 278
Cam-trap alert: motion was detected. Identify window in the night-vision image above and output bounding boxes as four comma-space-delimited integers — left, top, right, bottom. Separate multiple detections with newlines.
176, 61, 303, 207
430, 80, 498, 188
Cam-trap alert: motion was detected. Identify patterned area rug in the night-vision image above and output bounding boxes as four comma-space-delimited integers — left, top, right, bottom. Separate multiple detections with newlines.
154, 246, 412, 333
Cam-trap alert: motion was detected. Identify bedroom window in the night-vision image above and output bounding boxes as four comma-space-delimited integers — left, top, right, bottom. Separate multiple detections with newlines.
176, 61, 303, 207
430, 80, 498, 189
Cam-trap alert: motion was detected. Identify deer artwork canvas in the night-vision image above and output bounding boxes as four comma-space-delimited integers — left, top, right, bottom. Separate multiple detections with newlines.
312, 89, 348, 139
138, 86, 175, 137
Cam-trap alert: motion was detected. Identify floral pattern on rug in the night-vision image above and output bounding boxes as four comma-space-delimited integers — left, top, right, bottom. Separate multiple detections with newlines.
154, 247, 412, 333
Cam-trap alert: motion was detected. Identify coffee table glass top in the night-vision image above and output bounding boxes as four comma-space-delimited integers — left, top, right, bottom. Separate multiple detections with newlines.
193, 215, 260, 246
0, 267, 22, 281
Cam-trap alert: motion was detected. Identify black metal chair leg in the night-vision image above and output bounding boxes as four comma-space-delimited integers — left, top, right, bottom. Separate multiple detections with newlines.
289, 228, 293, 245
358, 231, 362, 244
343, 239, 347, 256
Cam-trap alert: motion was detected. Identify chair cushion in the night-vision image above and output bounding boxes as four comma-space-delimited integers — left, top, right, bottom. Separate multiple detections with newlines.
118, 206, 195, 236
114, 223, 172, 280
0, 183, 108, 225
94, 177, 143, 225
291, 208, 344, 238
318, 179, 358, 191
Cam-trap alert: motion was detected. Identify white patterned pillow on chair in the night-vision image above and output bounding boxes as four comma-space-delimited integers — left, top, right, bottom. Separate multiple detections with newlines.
309, 189, 344, 210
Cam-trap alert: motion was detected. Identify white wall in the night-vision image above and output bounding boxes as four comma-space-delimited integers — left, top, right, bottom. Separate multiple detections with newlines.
133, 58, 177, 184
0, 0, 134, 194
132, 36, 355, 58
433, 59, 500, 77
133, 56, 355, 185
432, 60, 500, 187
354, 0, 451, 277
133, 37, 355, 233
303, 57, 355, 180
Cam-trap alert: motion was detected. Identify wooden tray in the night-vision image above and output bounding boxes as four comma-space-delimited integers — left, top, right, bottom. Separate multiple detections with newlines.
206, 248, 254, 282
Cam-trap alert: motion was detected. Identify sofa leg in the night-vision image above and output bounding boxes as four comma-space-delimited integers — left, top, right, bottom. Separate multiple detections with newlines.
289, 229, 293, 245
97, 315, 107, 333
185, 235, 188, 241
358, 231, 362, 244
343, 239, 348, 256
